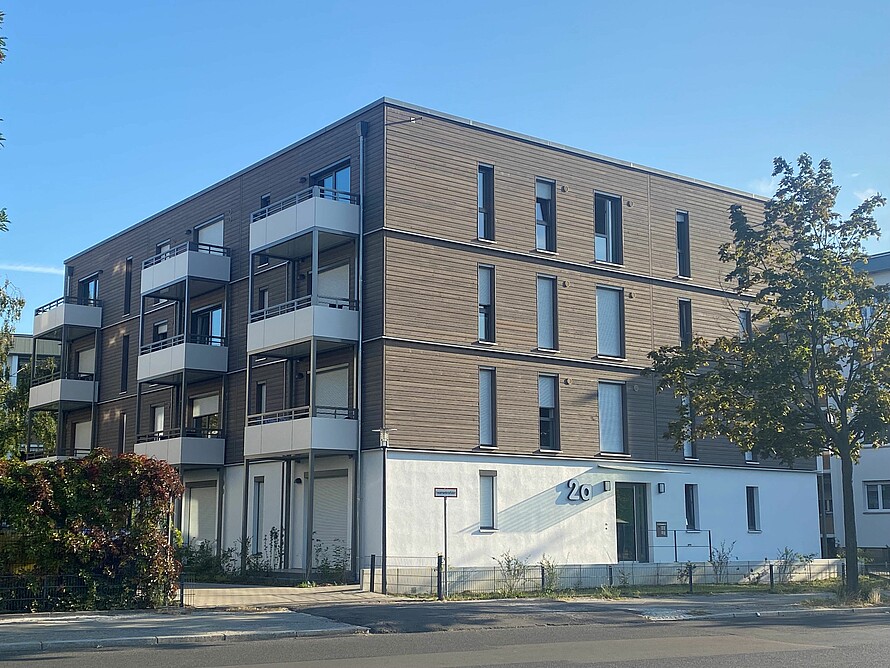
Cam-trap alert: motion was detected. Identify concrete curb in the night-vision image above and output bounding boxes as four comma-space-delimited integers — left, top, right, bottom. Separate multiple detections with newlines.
643, 605, 890, 621
0, 625, 369, 655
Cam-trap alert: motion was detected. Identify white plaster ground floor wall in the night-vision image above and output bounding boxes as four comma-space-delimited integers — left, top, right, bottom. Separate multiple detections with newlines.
371, 451, 821, 566
829, 447, 890, 550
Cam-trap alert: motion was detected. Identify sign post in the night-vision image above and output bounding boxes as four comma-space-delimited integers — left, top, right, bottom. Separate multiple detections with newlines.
434, 487, 458, 597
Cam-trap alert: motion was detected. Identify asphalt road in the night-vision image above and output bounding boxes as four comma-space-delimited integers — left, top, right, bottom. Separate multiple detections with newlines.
4, 608, 889, 667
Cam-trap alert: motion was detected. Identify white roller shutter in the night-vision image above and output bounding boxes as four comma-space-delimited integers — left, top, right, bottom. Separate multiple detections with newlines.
537, 277, 555, 349
317, 264, 350, 301
316, 367, 349, 409
77, 348, 95, 374
187, 484, 217, 545
596, 287, 622, 357
599, 382, 625, 453
191, 395, 219, 418
312, 475, 349, 566
196, 219, 224, 247
73, 422, 91, 451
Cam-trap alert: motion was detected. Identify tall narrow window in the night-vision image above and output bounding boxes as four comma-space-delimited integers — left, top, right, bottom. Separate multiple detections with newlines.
153, 320, 168, 343
118, 412, 127, 452
478, 266, 495, 342
595, 193, 623, 264
152, 405, 165, 434
739, 308, 753, 342
479, 368, 496, 447
156, 240, 171, 255
676, 211, 691, 277
679, 299, 693, 347
260, 193, 271, 209
538, 375, 559, 451
192, 305, 224, 345
120, 335, 130, 393
685, 484, 699, 530
596, 287, 624, 358
598, 382, 627, 453
123, 257, 133, 315
78, 274, 99, 304
682, 395, 696, 458
536, 276, 557, 350
480, 471, 497, 530
314, 162, 351, 201
477, 165, 494, 240
746, 486, 760, 531
253, 477, 265, 552
256, 382, 267, 414
535, 179, 555, 251
257, 288, 269, 311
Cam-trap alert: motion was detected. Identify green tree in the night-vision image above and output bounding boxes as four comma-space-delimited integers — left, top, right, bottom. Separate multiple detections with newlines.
649, 155, 887, 595
0, 360, 57, 457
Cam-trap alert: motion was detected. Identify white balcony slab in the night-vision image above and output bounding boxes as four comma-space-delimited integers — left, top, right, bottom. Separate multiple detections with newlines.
137, 343, 228, 382
33, 303, 102, 338
29, 379, 97, 410
250, 197, 359, 252
244, 417, 358, 458
247, 305, 358, 354
141, 250, 230, 295
135, 437, 225, 466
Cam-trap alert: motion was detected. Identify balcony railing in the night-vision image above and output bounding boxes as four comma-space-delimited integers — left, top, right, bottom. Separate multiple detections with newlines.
139, 334, 227, 355
246, 405, 357, 426
34, 295, 102, 316
31, 370, 95, 387
135, 427, 223, 444
250, 186, 359, 223
142, 241, 230, 269
249, 295, 358, 323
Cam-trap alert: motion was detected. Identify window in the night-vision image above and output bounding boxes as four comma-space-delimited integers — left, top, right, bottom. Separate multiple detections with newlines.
681, 395, 696, 458
195, 218, 224, 247
739, 308, 753, 342
257, 288, 269, 311
536, 276, 557, 350
120, 335, 129, 393
746, 486, 760, 531
596, 287, 624, 358
745, 450, 757, 463
192, 305, 223, 345
156, 240, 171, 255
124, 257, 133, 315
535, 179, 555, 251
480, 471, 497, 530
538, 375, 559, 451
676, 211, 690, 277
256, 382, 267, 414
78, 274, 99, 304
679, 299, 693, 347
190, 394, 221, 437
685, 484, 699, 530
595, 193, 623, 264
152, 405, 165, 434
477, 165, 495, 240
118, 412, 127, 452
314, 162, 351, 201
598, 382, 627, 453
865, 482, 890, 511
153, 320, 168, 343
257, 254, 270, 268
479, 368, 496, 447
253, 477, 265, 552
478, 266, 495, 342
260, 193, 271, 209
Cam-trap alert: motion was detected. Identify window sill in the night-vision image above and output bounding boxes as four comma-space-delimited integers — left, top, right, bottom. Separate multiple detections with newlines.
598, 451, 631, 458
476, 237, 497, 244
538, 448, 561, 454
478, 444, 497, 450
863, 510, 890, 514
533, 248, 559, 256
475, 340, 498, 346
479, 527, 498, 534
675, 274, 692, 281
745, 460, 760, 465
685, 529, 702, 534
684, 457, 700, 462
595, 355, 627, 362
535, 347, 560, 354
747, 530, 762, 534
592, 259, 625, 269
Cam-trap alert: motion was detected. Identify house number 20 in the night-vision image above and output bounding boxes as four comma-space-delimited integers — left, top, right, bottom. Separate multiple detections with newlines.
567, 478, 593, 501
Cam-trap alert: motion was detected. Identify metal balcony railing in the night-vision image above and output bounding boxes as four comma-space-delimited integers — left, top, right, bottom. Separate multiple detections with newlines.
34, 295, 102, 316
31, 370, 95, 387
246, 405, 357, 426
250, 186, 359, 223
135, 427, 224, 444
249, 295, 358, 323
139, 334, 227, 355
142, 241, 230, 269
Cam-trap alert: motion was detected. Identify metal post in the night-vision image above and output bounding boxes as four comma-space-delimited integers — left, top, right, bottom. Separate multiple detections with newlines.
370, 554, 376, 593
283, 459, 292, 569
443, 495, 448, 597
688, 563, 694, 594
240, 459, 251, 574
541, 563, 546, 592
708, 530, 713, 558
304, 449, 316, 582
608, 565, 613, 586
769, 563, 775, 591
673, 530, 678, 563
310, 228, 319, 307
437, 554, 444, 601
179, 570, 185, 608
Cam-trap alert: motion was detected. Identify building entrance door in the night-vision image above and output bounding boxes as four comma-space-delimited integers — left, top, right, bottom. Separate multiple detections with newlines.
616, 482, 649, 562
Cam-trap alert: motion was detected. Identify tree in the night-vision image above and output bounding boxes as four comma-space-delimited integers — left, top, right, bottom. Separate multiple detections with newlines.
0, 360, 57, 457
649, 155, 887, 595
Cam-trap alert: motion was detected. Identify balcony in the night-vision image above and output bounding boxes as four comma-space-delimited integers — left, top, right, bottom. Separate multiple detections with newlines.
244, 406, 358, 458
134, 428, 225, 467
33, 297, 103, 339
249, 187, 360, 252
247, 296, 358, 355
137, 334, 228, 383
29, 371, 98, 410
141, 241, 231, 296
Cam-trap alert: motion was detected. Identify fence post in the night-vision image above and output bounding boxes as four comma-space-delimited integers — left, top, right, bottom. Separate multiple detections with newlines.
179, 570, 185, 608
687, 563, 694, 594
769, 563, 775, 592
841, 561, 846, 585
370, 554, 376, 593
673, 530, 678, 563
608, 565, 613, 586
437, 555, 444, 601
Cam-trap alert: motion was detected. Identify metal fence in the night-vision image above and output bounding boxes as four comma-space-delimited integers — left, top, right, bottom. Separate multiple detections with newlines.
361, 556, 849, 598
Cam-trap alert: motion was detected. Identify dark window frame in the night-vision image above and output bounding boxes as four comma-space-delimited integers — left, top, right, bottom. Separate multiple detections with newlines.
123, 257, 133, 315
538, 374, 560, 451
746, 486, 760, 531
596, 285, 625, 358
120, 335, 130, 393
679, 299, 693, 347
478, 265, 496, 343
480, 470, 497, 530
685, 483, 699, 531
479, 367, 497, 447
598, 381, 628, 454
594, 191, 624, 264
477, 164, 495, 241
676, 210, 691, 277
78, 274, 100, 304
535, 178, 556, 252
739, 308, 753, 342
536, 274, 558, 351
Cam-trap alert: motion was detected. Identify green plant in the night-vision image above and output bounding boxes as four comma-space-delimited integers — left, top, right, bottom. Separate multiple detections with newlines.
493, 550, 528, 597
616, 568, 632, 587
313, 537, 350, 583
676, 562, 695, 585
774, 547, 816, 585
540, 554, 560, 594
709, 540, 736, 584
178, 541, 236, 581
597, 584, 622, 600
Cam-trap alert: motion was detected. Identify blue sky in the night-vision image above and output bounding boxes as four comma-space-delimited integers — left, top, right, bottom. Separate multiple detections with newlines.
1, 0, 888, 333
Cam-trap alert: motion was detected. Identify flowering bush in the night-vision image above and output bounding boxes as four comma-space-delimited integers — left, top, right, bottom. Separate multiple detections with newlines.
0, 449, 183, 611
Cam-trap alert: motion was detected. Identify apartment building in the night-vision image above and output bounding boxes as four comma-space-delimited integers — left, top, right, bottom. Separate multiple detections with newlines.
27, 99, 821, 572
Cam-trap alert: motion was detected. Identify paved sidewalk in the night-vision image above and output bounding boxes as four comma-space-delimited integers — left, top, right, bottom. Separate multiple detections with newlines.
189, 583, 399, 608
0, 608, 367, 656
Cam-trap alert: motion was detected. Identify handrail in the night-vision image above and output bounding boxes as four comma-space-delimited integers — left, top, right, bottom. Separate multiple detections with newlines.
250, 185, 359, 223
136, 428, 224, 443
142, 241, 230, 269
139, 334, 227, 354
249, 295, 358, 323
31, 370, 95, 387
34, 295, 103, 316
246, 405, 357, 426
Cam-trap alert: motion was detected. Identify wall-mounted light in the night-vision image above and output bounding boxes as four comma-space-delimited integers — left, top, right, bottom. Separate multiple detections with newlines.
657, 482, 666, 494
603, 480, 612, 492
299, 176, 308, 184
185, 229, 193, 235
294, 477, 303, 484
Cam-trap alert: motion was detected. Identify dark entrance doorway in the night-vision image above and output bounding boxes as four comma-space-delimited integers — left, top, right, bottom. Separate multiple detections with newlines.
616, 482, 649, 562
